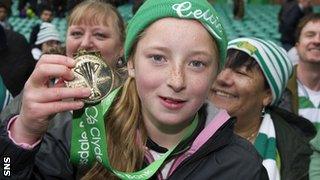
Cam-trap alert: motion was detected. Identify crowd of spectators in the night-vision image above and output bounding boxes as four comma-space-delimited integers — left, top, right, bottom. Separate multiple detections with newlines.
0, 0, 319, 179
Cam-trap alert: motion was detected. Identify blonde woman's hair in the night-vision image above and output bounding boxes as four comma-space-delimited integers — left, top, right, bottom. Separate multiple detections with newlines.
67, 0, 125, 44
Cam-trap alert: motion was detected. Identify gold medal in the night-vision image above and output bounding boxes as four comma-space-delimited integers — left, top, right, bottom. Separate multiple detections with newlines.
66, 50, 115, 104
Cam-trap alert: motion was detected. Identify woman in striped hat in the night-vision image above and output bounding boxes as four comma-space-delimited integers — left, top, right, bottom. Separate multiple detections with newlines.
210, 37, 315, 180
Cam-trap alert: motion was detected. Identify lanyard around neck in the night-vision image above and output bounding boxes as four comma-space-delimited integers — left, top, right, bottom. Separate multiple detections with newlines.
70, 87, 199, 179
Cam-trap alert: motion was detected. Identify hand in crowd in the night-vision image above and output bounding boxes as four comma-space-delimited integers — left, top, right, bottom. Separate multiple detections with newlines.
12, 54, 91, 144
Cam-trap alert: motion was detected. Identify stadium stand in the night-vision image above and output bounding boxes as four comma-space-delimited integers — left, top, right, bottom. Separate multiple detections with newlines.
7, 0, 320, 44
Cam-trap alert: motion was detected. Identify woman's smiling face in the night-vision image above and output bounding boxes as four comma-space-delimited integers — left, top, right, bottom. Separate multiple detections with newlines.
210, 51, 272, 117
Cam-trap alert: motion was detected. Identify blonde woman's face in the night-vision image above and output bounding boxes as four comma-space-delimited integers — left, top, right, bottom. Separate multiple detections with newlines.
130, 18, 218, 132
66, 17, 123, 68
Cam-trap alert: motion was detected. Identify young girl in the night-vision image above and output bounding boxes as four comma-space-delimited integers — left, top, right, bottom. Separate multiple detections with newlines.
0, 0, 268, 179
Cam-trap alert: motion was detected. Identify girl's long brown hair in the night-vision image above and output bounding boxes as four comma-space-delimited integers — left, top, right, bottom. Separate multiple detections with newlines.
82, 77, 147, 179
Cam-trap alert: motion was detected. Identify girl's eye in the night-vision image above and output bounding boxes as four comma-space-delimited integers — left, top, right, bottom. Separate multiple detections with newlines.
189, 60, 205, 68
150, 55, 166, 64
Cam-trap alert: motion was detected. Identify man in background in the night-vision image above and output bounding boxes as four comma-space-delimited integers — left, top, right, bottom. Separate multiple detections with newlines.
279, 13, 320, 131
279, 0, 313, 51
0, 2, 11, 30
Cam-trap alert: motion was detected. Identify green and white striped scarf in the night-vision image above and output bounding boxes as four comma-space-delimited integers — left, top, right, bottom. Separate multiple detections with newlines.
254, 113, 281, 180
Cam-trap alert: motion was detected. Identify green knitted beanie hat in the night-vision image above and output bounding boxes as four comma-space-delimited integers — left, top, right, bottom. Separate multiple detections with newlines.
124, 0, 228, 70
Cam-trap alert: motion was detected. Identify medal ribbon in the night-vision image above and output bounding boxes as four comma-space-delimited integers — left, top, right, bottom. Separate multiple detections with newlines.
71, 87, 198, 180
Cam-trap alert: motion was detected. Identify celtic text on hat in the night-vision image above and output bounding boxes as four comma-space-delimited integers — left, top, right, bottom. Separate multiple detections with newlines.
172, 1, 223, 40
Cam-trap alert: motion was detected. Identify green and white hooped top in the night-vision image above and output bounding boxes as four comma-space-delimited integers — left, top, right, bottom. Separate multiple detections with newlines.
298, 81, 320, 131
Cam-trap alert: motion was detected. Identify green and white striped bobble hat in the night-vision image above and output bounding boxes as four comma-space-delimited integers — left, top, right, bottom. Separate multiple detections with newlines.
228, 37, 293, 105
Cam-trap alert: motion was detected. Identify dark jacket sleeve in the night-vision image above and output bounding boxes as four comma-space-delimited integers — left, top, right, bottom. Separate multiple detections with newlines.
0, 118, 40, 179
0, 112, 78, 179
168, 130, 270, 180
0, 93, 23, 123
270, 107, 315, 180
270, 106, 316, 140
0, 26, 7, 52
1, 30, 36, 97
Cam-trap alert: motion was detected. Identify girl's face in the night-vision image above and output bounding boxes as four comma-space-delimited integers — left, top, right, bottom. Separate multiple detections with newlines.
66, 17, 123, 68
129, 18, 218, 132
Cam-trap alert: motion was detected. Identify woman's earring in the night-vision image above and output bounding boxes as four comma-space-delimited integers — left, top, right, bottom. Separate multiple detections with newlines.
261, 107, 266, 119
116, 57, 125, 68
